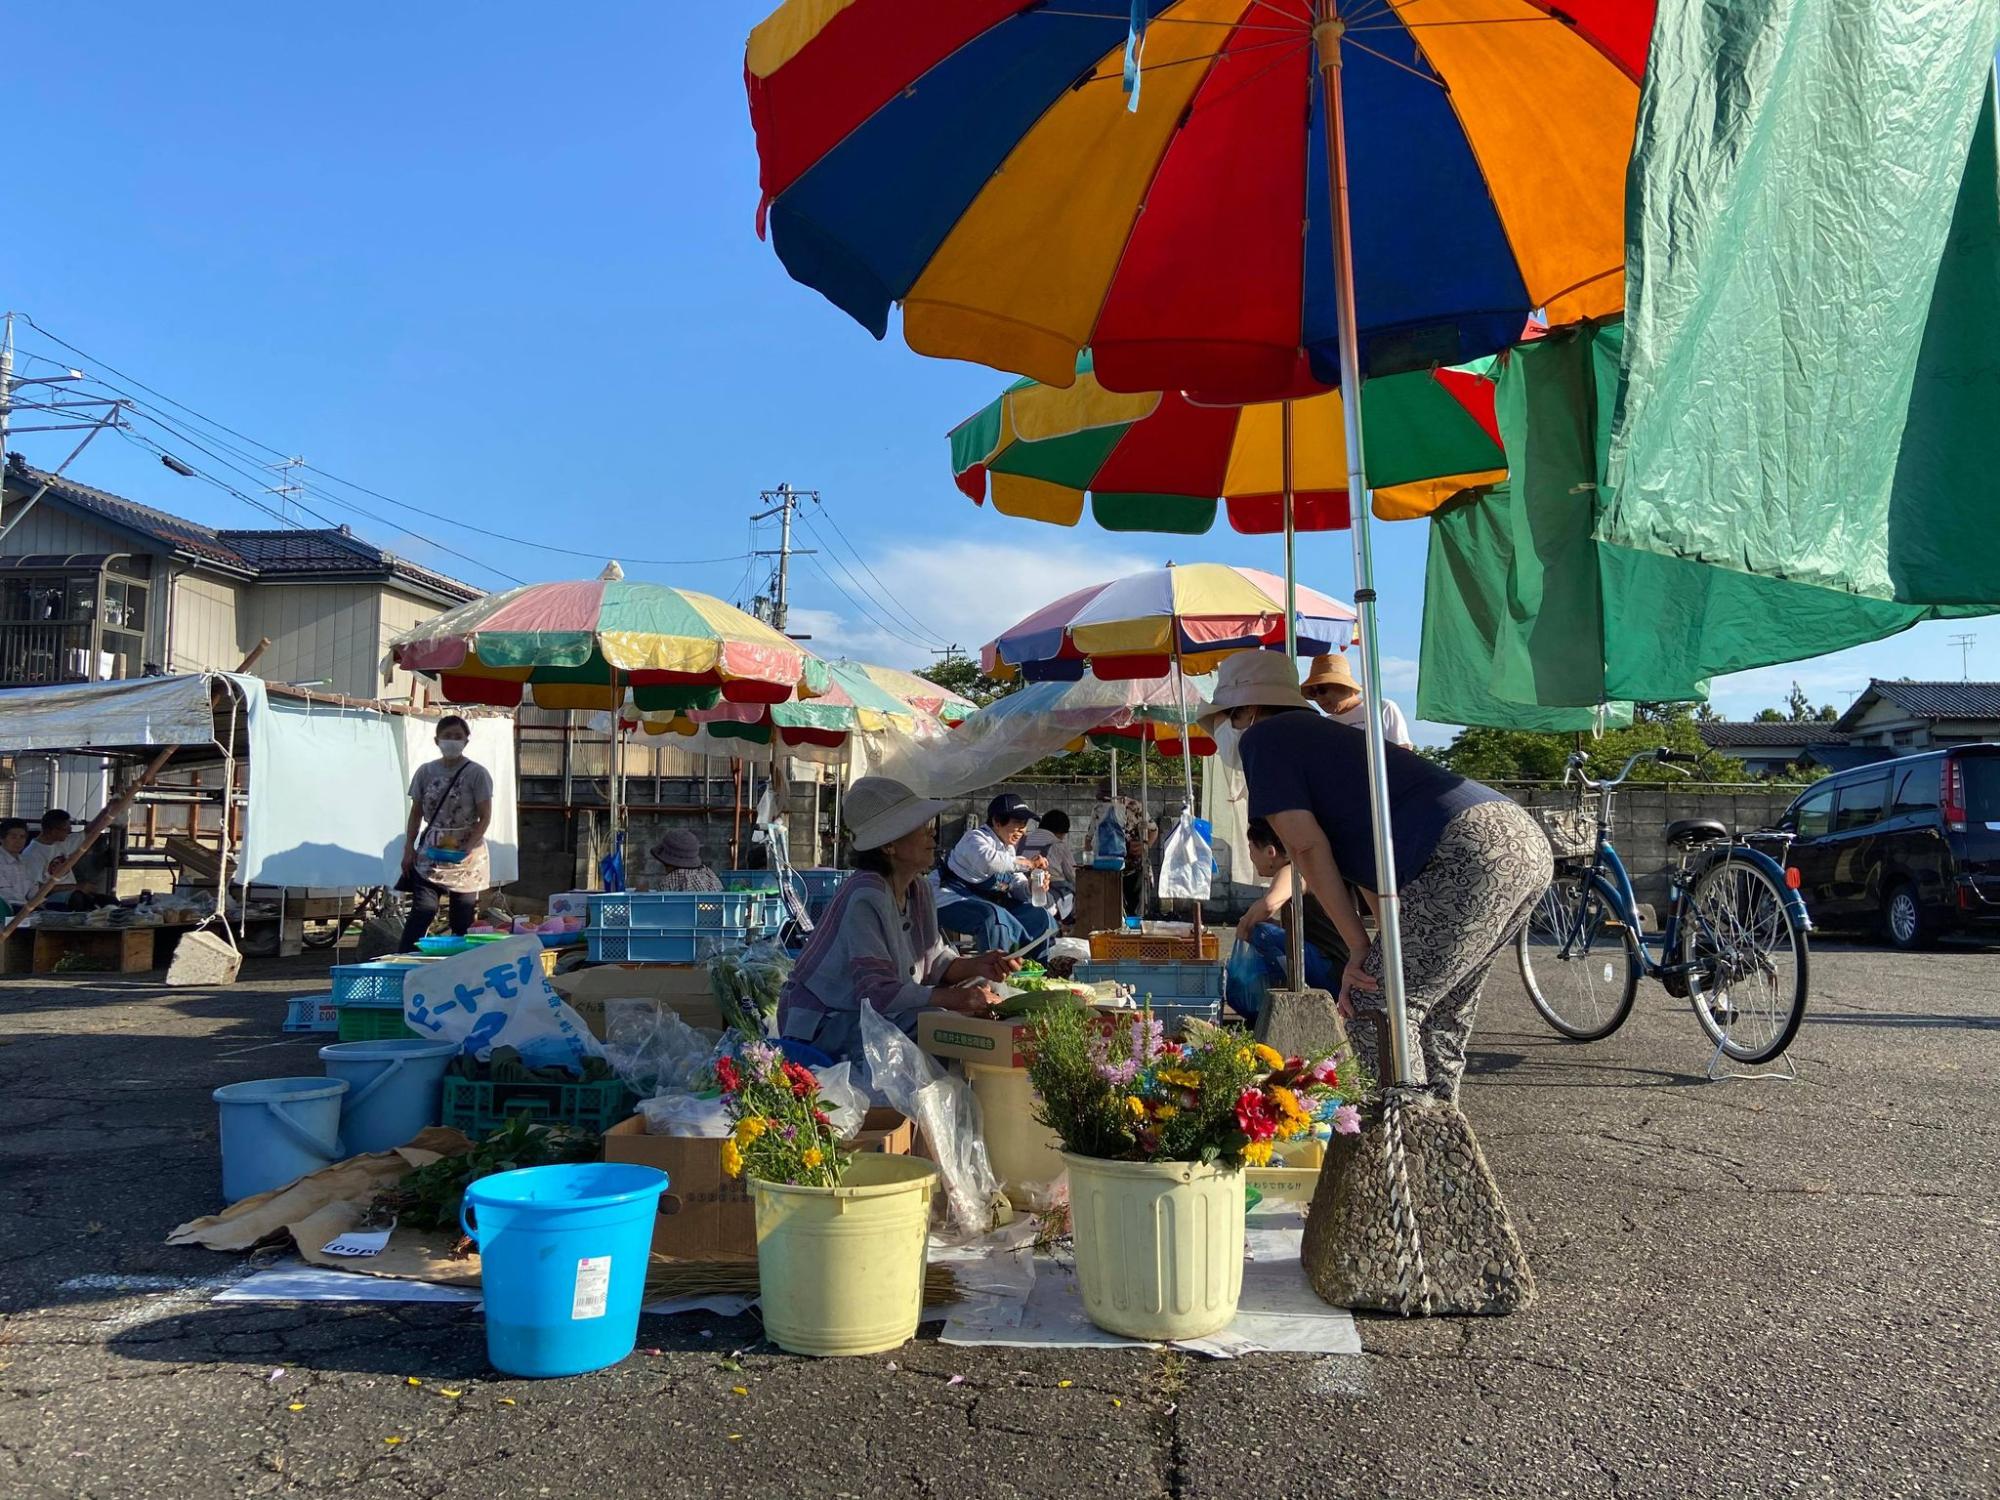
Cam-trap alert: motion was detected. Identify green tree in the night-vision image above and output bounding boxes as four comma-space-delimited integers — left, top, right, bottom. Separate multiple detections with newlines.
918, 654, 1014, 708
1753, 707, 1787, 722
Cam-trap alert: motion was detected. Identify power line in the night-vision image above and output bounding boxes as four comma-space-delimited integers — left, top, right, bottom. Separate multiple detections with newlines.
805, 498, 946, 644
800, 553, 936, 653
12, 317, 760, 573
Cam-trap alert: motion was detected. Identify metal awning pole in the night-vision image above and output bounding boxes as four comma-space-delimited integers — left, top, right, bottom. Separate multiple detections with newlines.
1318, 6, 1413, 1086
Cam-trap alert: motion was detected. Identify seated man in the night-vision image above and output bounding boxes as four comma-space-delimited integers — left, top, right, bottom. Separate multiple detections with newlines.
1230, 817, 1347, 1017
1018, 808, 1077, 923
24, 809, 88, 911
937, 793, 1056, 956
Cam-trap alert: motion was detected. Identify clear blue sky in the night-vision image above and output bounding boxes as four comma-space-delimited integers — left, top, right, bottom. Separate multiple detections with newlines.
5, 4, 1987, 739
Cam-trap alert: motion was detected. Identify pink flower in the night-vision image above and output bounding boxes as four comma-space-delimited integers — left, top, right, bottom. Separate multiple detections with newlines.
1332, 1103, 1362, 1137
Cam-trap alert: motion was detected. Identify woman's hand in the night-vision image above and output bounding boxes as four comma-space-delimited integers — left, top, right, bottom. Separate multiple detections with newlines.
1337, 945, 1379, 1020
401, 845, 418, 873
1234, 912, 1258, 942
971, 950, 1022, 984
935, 981, 1001, 1015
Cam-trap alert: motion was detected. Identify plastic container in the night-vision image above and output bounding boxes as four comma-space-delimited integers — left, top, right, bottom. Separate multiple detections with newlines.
749, 1154, 939, 1356
212, 1077, 349, 1204
460, 1162, 668, 1377
1088, 928, 1220, 963
1072, 960, 1224, 1035
282, 995, 338, 1033
318, 1037, 460, 1155
336, 1005, 418, 1043
441, 1076, 633, 1139
1063, 1152, 1245, 1341
966, 1064, 1066, 1199
330, 962, 413, 1008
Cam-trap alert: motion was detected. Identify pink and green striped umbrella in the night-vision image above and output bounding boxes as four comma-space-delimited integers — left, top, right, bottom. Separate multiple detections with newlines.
391, 576, 827, 713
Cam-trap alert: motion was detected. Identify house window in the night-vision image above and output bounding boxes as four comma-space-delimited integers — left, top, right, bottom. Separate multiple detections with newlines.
0, 564, 149, 684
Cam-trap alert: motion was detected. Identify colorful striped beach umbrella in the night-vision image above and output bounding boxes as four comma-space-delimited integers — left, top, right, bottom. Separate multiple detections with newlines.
390, 576, 827, 713
645, 657, 919, 749
950, 351, 1507, 535
982, 563, 1353, 681
849, 660, 978, 725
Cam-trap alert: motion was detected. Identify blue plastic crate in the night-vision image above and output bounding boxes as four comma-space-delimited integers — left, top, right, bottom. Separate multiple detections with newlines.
330, 962, 416, 1009
585, 928, 704, 963
282, 994, 338, 1033
1073, 960, 1224, 1035
587, 890, 770, 933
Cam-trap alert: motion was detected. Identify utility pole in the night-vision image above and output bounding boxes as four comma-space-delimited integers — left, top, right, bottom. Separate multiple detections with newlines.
1950, 632, 1978, 681
0, 313, 126, 544
751, 483, 818, 635
1, 313, 14, 466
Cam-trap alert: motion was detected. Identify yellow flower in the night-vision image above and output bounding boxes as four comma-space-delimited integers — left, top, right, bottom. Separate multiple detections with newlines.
1271, 1085, 1308, 1123
1125, 1095, 1146, 1119
802, 1147, 824, 1169
1235, 1046, 1253, 1065
1243, 1141, 1274, 1166
1275, 1117, 1310, 1142
1159, 1067, 1202, 1089
1252, 1043, 1286, 1070
1154, 1104, 1179, 1121
720, 1138, 744, 1178
735, 1116, 768, 1145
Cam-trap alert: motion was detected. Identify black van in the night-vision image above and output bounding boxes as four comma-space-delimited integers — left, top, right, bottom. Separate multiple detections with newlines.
1775, 745, 2000, 948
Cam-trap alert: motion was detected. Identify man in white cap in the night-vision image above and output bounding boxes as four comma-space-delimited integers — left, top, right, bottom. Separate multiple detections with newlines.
1302, 652, 1413, 749
777, 777, 1022, 1067
1203, 652, 1548, 1104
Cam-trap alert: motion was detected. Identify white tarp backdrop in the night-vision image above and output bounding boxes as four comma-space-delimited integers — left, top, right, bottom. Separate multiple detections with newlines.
0, 675, 217, 752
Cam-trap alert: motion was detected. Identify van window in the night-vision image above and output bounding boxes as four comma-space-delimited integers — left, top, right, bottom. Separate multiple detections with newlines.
1791, 785, 1834, 837
1893, 760, 1941, 817
1961, 756, 2000, 821
1833, 774, 1889, 832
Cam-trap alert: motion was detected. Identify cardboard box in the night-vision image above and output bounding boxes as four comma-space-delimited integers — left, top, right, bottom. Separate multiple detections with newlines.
602, 1107, 914, 1262
551, 963, 723, 1035
547, 890, 595, 920
916, 1007, 1125, 1070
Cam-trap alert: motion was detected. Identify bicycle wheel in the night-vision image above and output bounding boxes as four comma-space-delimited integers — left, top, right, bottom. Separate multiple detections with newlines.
1678, 857, 1809, 1064
1516, 873, 1641, 1042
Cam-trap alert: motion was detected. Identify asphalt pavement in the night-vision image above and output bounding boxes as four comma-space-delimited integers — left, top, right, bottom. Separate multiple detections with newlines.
0, 941, 1994, 1499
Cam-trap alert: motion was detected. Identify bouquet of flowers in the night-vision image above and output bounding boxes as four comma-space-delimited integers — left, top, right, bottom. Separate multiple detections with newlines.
713, 1041, 851, 1189
1025, 1010, 1366, 1170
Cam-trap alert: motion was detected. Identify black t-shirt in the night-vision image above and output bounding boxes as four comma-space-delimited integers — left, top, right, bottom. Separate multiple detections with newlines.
1239, 711, 1504, 890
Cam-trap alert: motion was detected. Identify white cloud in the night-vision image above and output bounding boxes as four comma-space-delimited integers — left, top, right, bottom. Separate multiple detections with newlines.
789, 536, 1155, 668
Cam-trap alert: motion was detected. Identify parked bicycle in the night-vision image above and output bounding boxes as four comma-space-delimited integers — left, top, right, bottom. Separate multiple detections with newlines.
1516, 748, 1812, 1066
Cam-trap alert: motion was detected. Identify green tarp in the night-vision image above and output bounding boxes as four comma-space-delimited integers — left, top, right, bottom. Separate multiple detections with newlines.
1602, 0, 2000, 603
1417, 324, 1986, 729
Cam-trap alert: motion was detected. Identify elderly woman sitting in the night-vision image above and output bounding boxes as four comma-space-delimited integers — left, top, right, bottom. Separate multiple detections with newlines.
646, 829, 723, 893
777, 777, 1021, 1068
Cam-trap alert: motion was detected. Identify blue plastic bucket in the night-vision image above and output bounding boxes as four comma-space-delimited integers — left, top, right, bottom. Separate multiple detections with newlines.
211, 1077, 349, 1204
317, 1037, 460, 1156
461, 1163, 668, 1377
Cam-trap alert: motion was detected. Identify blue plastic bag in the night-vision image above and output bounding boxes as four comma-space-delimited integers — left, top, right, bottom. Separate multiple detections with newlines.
1226, 941, 1272, 1022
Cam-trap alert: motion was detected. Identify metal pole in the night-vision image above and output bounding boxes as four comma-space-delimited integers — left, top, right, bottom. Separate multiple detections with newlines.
775, 483, 793, 634
1, 313, 14, 464
1316, 6, 1414, 1087
1281, 398, 1297, 658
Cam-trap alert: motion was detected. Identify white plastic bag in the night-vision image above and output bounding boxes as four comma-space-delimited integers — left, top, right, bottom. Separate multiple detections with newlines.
602, 1000, 726, 1097
638, 1091, 731, 1138
1156, 808, 1214, 901
401, 936, 602, 1072
859, 1002, 1001, 1240
812, 1061, 867, 1139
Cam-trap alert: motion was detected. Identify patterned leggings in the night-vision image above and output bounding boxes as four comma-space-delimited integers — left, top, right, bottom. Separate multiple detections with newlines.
1352, 799, 1553, 1103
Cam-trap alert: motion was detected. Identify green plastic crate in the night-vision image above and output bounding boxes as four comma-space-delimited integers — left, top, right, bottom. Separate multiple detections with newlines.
336, 1005, 418, 1043
441, 1076, 632, 1138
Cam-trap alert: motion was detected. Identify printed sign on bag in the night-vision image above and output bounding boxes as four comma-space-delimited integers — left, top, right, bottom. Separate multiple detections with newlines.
402, 935, 601, 1070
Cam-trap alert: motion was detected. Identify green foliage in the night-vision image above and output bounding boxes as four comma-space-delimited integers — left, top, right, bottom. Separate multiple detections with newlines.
376, 1116, 596, 1235
917, 655, 1013, 708
1435, 704, 1746, 783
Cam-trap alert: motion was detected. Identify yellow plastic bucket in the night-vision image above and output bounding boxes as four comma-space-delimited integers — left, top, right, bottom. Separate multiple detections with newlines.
1064, 1152, 1245, 1341
967, 1063, 1067, 1198
749, 1154, 938, 1357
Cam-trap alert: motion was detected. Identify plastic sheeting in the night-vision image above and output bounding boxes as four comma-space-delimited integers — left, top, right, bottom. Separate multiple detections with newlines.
0, 674, 219, 752
1603, 1, 2000, 602
239, 691, 519, 889
870, 674, 1212, 800
1417, 322, 1984, 729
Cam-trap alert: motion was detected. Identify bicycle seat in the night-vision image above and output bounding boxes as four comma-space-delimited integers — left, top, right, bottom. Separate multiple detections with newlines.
1664, 818, 1729, 850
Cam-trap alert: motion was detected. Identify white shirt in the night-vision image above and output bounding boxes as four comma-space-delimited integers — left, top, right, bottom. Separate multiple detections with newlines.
24, 832, 83, 891
0, 847, 36, 906
1019, 827, 1076, 884
947, 825, 1029, 898
1327, 696, 1414, 750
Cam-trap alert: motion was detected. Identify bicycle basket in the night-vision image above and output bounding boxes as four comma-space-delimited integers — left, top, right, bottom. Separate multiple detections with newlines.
1535, 805, 1599, 861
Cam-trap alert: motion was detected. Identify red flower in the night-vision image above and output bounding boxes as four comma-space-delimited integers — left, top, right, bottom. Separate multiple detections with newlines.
811, 1108, 831, 1127
1308, 1059, 1340, 1088
1234, 1088, 1278, 1142
781, 1061, 818, 1099
714, 1057, 741, 1094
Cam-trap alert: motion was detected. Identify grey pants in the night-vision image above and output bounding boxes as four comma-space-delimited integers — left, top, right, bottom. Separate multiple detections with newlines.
1351, 799, 1553, 1103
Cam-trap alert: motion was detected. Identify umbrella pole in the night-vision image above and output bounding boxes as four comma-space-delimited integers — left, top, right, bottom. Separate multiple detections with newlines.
1281, 399, 1308, 991
1316, 9, 1414, 1089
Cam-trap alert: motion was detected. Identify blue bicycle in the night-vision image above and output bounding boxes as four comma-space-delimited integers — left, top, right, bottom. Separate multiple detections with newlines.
1516, 748, 1812, 1066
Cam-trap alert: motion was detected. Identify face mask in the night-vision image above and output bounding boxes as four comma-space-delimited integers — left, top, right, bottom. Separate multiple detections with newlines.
1211, 721, 1244, 774
438, 738, 467, 760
